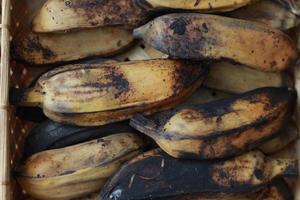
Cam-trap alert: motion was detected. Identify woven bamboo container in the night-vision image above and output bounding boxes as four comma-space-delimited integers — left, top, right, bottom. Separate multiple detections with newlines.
1, 0, 300, 199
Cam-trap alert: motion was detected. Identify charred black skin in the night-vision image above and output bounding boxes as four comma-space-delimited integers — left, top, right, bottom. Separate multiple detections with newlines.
99, 150, 298, 200
23, 120, 136, 158
16, 107, 47, 122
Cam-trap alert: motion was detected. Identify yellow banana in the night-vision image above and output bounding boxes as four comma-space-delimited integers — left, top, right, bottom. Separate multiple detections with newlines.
17, 133, 147, 200
100, 149, 298, 200
134, 13, 298, 72
227, 0, 299, 30
10, 59, 208, 126
12, 27, 134, 65
32, 0, 256, 32
130, 87, 296, 159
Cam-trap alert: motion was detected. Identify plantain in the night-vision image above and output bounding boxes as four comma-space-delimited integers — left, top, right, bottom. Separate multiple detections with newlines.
23, 120, 136, 158
134, 13, 298, 72
12, 27, 134, 65
17, 133, 147, 200
130, 87, 296, 160
10, 59, 208, 126
32, 0, 256, 32
100, 149, 298, 200
227, 0, 299, 30
204, 62, 290, 94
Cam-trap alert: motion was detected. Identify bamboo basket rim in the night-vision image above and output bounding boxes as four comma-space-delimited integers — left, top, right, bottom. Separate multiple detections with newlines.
1, 0, 300, 200
0, 0, 10, 197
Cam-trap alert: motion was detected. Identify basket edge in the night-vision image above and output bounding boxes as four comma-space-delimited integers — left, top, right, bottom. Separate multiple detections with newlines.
0, 0, 11, 198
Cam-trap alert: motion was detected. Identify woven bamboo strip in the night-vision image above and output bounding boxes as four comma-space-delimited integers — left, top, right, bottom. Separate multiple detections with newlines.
0, 0, 11, 197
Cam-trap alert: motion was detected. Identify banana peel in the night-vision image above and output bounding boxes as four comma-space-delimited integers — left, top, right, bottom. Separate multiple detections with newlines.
134, 13, 298, 72
130, 87, 296, 159
99, 149, 298, 200
12, 27, 134, 65
10, 59, 208, 126
17, 133, 147, 200
32, 0, 256, 32
23, 120, 136, 157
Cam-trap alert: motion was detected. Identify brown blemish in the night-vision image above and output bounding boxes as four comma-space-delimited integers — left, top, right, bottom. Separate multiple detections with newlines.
69, 0, 149, 28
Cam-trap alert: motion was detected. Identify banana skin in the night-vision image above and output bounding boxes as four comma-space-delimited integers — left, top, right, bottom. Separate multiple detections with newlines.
32, 0, 256, 32
134, 13, 298, 72
17, 133, 147, 200
100, 149, 298, 200
10, 59, 208, 126
130, 87, 296, 160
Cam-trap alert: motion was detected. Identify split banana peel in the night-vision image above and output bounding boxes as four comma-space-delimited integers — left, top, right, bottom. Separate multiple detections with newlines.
12, 27, 134, 65
32, 0, 256, 32
130, 87, 296, 160
10, 59, 208, 126
100, 149, 298, 200
17, 133, 147, 200
134, 13, 298, 72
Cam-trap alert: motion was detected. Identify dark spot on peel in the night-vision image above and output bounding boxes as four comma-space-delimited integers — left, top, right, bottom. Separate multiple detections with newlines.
170, 17, 189, 35
254, 169, 264, 180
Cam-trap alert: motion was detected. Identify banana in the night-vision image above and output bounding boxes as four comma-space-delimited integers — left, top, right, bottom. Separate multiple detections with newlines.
24, 120, 136, 158
227, 0, 299, 30
17, 133, 147, 200
204, 62, 290, 94
130, 87, 296, 160
259, 122, 298, 154
135, 0, 257, 12
32, 0, 255, 32
10, 59, 208, 126
99, 149, 298, 200
134, 13, 298, 72
12, 27, 134, 65
184, 88, 298, 155
166, 179, 293, 200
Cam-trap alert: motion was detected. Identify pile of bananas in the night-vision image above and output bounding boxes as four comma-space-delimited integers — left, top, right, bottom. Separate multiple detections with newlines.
11, 0, 300, 199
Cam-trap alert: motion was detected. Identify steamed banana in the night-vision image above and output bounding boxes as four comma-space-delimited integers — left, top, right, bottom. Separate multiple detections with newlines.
12, 27, 134, 65
17, 133, 146, 200
32, 0, 255, 32
100, 149, 298, 200
130, 87, 296, 160
134, 13, 298, 72
10, 59, 208, 126
204, 62, 290, 93
24, 120, 135, 157
227, 0, 299, 30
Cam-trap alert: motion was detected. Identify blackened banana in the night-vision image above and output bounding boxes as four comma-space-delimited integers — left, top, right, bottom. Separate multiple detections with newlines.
100, 149, 298, 200
23, 120, 136, 158
130, 87, 296, 160
10, 59, 208, 126
134, 13, 298, 72
32, 0, 255, 32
